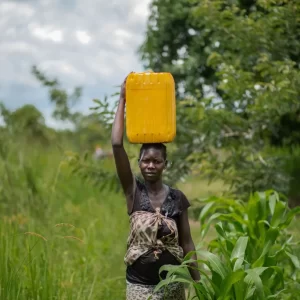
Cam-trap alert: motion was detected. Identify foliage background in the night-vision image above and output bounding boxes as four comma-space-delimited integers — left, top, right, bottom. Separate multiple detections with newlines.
1, 0, 300, 299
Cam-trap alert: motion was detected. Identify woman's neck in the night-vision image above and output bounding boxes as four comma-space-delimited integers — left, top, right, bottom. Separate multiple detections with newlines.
145, 179, 164, 194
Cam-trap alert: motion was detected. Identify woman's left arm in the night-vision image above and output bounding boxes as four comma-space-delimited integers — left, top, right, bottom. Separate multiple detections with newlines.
178, 209, 201, 282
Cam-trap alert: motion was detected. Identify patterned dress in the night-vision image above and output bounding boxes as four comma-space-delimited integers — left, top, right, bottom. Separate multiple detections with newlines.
125, 179, 189, 300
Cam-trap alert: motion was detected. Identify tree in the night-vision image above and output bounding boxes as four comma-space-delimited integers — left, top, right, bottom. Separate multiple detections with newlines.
0, 103, 49, 144
139, 0, 300, 203
32, 66, 82, 123
32, 67, 110, 151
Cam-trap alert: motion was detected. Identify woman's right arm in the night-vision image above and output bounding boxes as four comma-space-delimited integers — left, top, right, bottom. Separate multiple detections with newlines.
111, 77, 135, 212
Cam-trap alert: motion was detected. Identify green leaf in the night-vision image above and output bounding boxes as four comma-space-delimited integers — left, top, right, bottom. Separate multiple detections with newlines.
250, 267, 269, 276
245, 286, 256, 299
183, 250, 197, 262
197, 250, 228, 279
218, 269, 245, 299
159, 264, 192, 281
153, 276, 192, 293
257, 220, 268, 245
233, 280, 246, 300
218, 213, 247, 226
194, 282, 213, 300
194, 267, 221, 296
244, 269, 266, 300
267, 289, 287, 299
247, 193, 260, 222
257, 192, 267, 220
215, 222, 227, 239
281, 207, 300, 229
231, 237, 248, 271
152, 277, 172, 293
217, 213, 247, 233
253, 228, 279, 268
270, 201, 286, 227
199, 201, 215, 223
269, 266, 284, 290
200, 213, 222, 238
268, 193, 277, 216
285, 251, 300, 269
92, 99, 101, 105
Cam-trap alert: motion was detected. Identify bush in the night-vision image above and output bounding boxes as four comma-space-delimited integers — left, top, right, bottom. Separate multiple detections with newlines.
156, 191, 300, 299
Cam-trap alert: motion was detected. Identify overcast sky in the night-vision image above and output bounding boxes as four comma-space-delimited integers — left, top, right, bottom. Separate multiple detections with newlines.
0, 0, 151, 127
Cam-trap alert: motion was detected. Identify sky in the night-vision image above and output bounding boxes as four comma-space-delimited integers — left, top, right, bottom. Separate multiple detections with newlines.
0, 0, 151, 128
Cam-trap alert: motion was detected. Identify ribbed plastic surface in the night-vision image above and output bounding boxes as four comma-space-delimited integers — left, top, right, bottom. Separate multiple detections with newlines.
125, 72, 176, 144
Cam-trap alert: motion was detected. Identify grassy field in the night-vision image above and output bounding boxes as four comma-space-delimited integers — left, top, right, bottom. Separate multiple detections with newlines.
0, 144, 129, 299
0, 142, 299, 299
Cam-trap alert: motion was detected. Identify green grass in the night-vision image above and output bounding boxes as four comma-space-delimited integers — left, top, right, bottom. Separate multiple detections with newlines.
1, 142, 298, 299
0, 144, 130, 299
0, 141, 223, 299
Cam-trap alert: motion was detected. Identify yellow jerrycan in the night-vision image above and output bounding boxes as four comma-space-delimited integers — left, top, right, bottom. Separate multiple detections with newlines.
125, 72, 176, 144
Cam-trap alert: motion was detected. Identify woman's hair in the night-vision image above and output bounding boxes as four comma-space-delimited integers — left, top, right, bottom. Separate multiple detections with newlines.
139, 143, 167, 161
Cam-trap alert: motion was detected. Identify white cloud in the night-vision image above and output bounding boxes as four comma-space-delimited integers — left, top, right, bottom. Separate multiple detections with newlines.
0, 1, 35, 17
76, 30, 91, 44
115, 29, 132, 39
0, 42, 37, 54
38, 60, 87, 83
0, 0, 152, 126
132, 1, 151, 18
31, 26, 63, 43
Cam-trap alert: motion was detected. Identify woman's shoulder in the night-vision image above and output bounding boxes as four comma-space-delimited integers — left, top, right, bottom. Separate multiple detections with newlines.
168, 187, 191, 211
168, 186, 187, 198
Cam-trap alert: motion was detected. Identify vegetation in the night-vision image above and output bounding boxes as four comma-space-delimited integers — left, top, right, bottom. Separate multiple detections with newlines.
155, 191, 300, 299
1, 0, 300, 299
140, 0, 300, 204
0, 139, 128, 299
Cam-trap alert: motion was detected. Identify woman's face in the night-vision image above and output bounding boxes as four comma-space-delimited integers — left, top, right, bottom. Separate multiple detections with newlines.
139, 148, 166, 182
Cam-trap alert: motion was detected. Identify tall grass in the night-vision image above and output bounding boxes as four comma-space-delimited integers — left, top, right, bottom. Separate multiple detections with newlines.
0, 141, 129, 299
0, 137, 224, 299
2, 138, 298, 299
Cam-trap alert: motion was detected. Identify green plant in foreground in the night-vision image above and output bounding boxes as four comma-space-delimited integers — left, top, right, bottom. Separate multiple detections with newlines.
0, 140, 128, 299
155, 191, 300, 300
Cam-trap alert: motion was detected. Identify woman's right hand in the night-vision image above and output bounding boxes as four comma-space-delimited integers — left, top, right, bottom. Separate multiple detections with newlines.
120, 72, 133, 102
120, 78, 126, 101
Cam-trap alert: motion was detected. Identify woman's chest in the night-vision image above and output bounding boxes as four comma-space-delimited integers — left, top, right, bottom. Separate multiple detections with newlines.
131, 215, 178, 241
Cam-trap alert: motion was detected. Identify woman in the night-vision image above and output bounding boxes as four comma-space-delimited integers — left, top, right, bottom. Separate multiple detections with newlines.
111, 76, 200, 300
